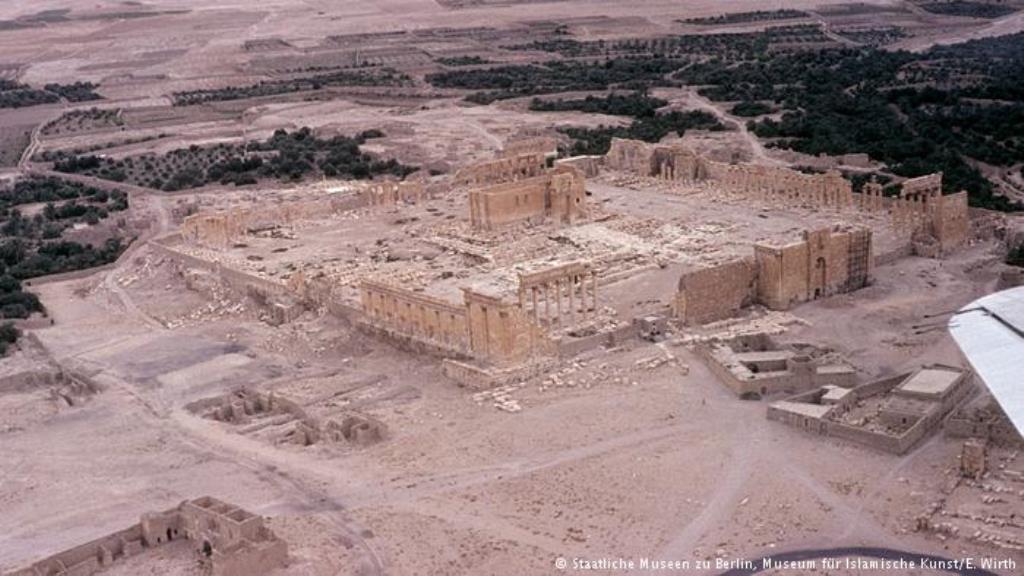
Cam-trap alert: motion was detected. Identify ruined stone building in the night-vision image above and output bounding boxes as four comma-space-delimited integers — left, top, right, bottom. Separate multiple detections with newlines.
454, 152, 547, 186
468, 165, 586, 230
604, 137, 852, 207
603, 138, 969, 256
856, 173, 969, 257
359, 270, 570, 368
5, 497, 287, 576
675, 225, 874, 325
360, 279, 473, 357
516, 261, 598, 330
697, 332, 857, 397
181, 180, 425, 249
767, 365, 973, 454
754, 226, 874, 310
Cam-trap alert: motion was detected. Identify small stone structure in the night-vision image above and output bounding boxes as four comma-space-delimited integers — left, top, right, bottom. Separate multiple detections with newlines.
960, 440, 988, 480
326, 414, 387, 446
4, 497, 287, 576
945, 393, 1024, 447
189, 388, 387, 448
767, 364, 973, 454
675, 225, 873, 325
696, 332, 857, 397
635, 315, 668, 342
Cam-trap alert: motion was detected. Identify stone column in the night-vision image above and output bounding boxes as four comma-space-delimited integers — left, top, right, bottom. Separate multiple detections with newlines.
568, 276, 576, 325
531, 286, 539, 323
543, 283, 551, 327
591, 271, 598, 318
555, 278, 563, 327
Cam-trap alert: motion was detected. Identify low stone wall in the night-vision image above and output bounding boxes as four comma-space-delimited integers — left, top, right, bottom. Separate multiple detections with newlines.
5, 515, 154, 576
555, 155, 602, 178
212, 539, 289, 576
442, 357, 556, 391
556, 322, 638, 358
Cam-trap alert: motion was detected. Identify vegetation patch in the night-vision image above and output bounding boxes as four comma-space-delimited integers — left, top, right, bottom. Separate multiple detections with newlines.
917, 1, 1017, 18
834, 27, 908, 46
41, 108, 123, 136
527, 92, 726, 156
172, 69, 411, 105
1, 176, 129, 247
559, 109, 725, 156
428, 59, 686, 104
0, 80, 101, 109
0, 176, 130, 334
52, 127, 416, 191
679, 10, 809, 26
501, 25, 833, 59
436, 56, 491, 66
0, 321, 20, 356
674, 34, 1024, 210
529, 92, 668, 116
730, 101, 774, 117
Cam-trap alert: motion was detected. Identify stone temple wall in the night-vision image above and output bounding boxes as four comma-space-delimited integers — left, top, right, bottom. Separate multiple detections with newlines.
468, 165, 586, 230
675, 226, 873, 325
454, 152, 547, 187
674, 258, 757, 325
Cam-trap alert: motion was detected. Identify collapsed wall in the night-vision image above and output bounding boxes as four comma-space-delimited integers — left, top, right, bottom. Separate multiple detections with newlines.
502, 136, 559, 159
181, 180, 424, 249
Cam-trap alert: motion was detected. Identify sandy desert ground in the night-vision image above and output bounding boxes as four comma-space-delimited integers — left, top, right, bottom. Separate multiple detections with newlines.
2, 1, 1024, 576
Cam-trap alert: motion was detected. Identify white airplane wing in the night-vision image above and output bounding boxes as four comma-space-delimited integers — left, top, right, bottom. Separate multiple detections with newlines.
949, 286, 1024, 435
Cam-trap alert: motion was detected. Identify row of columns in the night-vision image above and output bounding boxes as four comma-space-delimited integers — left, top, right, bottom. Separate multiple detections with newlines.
518, 270, 598, 329
712, 166, 855, 208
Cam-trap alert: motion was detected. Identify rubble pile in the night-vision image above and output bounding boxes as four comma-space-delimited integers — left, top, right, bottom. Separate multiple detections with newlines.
472, 384, 524, 413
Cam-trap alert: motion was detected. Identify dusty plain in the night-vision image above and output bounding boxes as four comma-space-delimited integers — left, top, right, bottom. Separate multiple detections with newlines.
2, 1, 1024, 576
